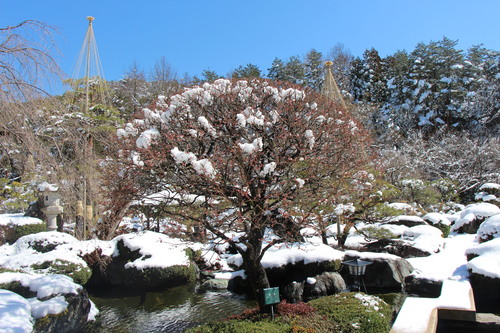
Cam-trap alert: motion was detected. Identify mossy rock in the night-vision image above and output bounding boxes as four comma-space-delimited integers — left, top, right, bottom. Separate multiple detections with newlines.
32, 289, 92, 333
309, 292, 392, 333
0, 279, 34, 298
30, 259, 92, 285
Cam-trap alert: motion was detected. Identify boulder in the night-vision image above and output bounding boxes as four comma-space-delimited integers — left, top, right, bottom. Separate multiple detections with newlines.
404, 275, 442, 297
451, 203, 500, 234
342, 251, 414, 292
466, 237, 500, 312
33, 289, 91, 333
386, 215, 428, 228
0, 273, 92, 333
468, 272, 500, 313
476, 215, 500, 243
265, 259, 341, 288
282, 272, 346, 303
197, 278, 229, 292
85, 238, 196, 289
362, 239, 433, 258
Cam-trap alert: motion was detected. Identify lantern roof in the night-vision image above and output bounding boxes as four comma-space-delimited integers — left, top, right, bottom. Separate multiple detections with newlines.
343, 258, 372, 267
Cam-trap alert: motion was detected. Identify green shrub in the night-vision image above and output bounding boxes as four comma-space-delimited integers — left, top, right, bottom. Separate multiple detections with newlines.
357, 226, 398, 241
371, 203, 405, 219
434, 223, 451, 238
0, 178, 37, 213
309, 292, 392, 333
30, 259, 92, 285
187, 319, 291, 333
9, 223, 46, 244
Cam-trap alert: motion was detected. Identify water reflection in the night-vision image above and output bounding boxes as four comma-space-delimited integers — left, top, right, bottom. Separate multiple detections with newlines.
87, 284, 254, 332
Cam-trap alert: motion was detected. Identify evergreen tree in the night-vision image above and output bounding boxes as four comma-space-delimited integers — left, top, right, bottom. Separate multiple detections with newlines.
201, 69, 220, 82
304, 49, 323, 91
267, 57, 286, 81
283, 55, 305, 85
231, 63, 261, 78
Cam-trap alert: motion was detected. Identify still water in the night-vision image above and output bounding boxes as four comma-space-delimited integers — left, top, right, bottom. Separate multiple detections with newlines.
87, 284, 254, 332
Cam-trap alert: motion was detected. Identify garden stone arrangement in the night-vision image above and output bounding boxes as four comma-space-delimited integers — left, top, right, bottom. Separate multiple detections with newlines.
0, 199, 499, 332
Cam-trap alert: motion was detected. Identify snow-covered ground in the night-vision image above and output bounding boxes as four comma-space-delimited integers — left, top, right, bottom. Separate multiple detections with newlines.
0, 200, 499, 332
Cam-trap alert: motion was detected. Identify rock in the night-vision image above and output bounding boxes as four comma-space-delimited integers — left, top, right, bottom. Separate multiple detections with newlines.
282, 272, 346, 303
283, 281, 304, 303
451, 203, 500, 234
227, 275, 250, 295
197, 278, 229, 292
85, 239, 196, 289
476, 215, 500, 243
404, 275, 442, 297
469, 272, 500, 313
342, 251, 414, 292
303, 272, 346, 302
386, 215, 428, 227
466, 237, 500, 312
422, 213, 451, 237
0, 273, 92, 333
265, 259, 342, 288
33, 289, 91, 333
362, 239, 432, 258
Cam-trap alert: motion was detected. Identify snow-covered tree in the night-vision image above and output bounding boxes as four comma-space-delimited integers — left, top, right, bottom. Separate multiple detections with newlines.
304, 49, 324, 91
117, 79, 371, 310
267, 57, 286, 81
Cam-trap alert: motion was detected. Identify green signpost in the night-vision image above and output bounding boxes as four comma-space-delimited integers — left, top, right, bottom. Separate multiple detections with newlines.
263, 287, 280, 319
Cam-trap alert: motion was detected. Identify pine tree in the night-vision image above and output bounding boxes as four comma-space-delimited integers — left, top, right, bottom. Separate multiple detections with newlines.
304, 49, 323, 91
267, 57, 286, 81
232, 63, 261, 78
283, 56, 305, 85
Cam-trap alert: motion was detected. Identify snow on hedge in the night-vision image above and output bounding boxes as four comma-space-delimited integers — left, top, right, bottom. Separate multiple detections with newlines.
0, 232, 88, 273
0, 214, 44, 226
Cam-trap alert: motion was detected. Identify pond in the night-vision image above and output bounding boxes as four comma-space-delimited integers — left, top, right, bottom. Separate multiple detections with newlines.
86, 284, 255, 332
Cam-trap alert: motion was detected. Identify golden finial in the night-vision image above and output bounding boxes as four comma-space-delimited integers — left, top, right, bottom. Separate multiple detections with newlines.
324, 61, 333, 67
87, 16, 95, 22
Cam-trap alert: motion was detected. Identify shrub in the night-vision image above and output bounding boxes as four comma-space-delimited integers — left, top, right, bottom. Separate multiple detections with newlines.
309, 292, 392, 333
434, 223, 451, 238
8, 223, 46, 244
357, 226, 398, 241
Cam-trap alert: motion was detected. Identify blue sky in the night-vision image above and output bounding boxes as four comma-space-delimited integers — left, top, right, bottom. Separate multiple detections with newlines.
2, 0, 499, 91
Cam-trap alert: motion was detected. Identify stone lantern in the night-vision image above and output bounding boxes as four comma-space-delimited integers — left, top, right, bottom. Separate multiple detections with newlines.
38, 182, 63, 232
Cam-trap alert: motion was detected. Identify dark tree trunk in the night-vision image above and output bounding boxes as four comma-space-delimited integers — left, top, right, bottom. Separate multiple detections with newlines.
241, 227, 271, 312
242, 249, 271, 312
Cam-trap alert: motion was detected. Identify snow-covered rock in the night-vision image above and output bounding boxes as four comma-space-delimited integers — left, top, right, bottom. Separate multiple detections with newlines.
342, 251, 414, 291
387, 215, 428, 227
451, 203, 500, 234
466, 237, 500, 311
476, 215, 500, 243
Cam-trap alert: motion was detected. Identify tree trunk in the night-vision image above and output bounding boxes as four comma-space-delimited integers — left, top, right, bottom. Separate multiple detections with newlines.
242, 249, 271, 312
